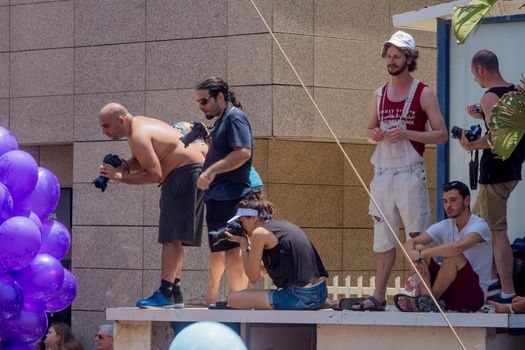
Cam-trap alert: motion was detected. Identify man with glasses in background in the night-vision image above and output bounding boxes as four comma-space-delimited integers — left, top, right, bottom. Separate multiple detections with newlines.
192, 77, 253, 306
394, 181, 492, 312
95, 324, 113, 350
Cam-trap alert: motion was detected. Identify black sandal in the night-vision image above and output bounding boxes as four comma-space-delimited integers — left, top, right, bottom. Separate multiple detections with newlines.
349, 296, 386, 311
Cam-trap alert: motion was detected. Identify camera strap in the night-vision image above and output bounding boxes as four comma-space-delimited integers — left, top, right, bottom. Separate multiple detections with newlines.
469, 149, 479, 190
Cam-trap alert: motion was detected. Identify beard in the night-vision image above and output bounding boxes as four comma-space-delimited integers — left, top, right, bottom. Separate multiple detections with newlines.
205, 114, 216, 120
387, 61, 408, 76
446, 204, 466, 219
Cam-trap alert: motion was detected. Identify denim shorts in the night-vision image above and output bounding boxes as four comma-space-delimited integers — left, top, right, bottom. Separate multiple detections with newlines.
269, 280, 328, 310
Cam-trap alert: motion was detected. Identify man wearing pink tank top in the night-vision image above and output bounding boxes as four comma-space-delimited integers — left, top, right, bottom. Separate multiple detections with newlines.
350, 31, 448, 311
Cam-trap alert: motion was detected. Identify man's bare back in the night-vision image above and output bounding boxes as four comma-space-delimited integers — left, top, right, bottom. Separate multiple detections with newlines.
129, 116, 204, 182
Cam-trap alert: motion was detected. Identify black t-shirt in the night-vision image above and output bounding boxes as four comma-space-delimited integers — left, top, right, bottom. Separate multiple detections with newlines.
479, 85, 525, 184
261, 220, 328, 288
203, 104, 253, 200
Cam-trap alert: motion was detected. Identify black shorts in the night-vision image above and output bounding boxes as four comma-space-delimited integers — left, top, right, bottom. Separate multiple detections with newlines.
158, 163, 204, 246
206, 198, 243, 252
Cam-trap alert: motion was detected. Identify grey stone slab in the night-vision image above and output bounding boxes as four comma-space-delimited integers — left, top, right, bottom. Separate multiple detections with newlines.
143, 226, 209, 271
10, 95, 73, 144
71, 310, 105, 350
313, 87, 372, 140
273, 0, 313, 35
75, 43, 145, 94
145, 89, 204, 126
0, 1, 7, 6
18, 145, 38, 160
272, 85, 315, 138
72, 183, 144, 226
143, 183, 160, 226
0, 99, 8, 128
0, 7, 8, 52
73, 141, 131, 183
0, 53, 8, 98
10, 0, 65, 4
74, 91, 145, 141
10, 48, 73, 97
227, 0, 271, 35
10, 1, 73, 51
314, 0, 389, 41
146, 0, 227, 40
232, 85, 272, 137
314, 37, 383, 90
273, 33, 313, 86
75, 0, 145, 46
73, 268, 142, 310
72, 226, 143, 269
39, 145, 73, 187
227, 34, 271, 86
146, 38, 227, 90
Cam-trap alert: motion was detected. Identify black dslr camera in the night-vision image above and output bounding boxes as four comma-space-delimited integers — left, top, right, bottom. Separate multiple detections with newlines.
92, 154, 123, 192
208, 219, 245, 246
451, 124, 482, 142
179, 122, 208, 147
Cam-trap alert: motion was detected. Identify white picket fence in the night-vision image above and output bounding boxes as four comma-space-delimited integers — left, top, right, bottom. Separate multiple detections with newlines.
263, 275, 414, 298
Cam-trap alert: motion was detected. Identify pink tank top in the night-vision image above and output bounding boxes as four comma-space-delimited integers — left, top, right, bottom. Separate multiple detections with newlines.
379, 82, 428, 156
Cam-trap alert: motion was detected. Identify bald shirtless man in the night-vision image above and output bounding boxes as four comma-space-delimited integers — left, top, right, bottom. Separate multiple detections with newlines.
98, 103, 205, 308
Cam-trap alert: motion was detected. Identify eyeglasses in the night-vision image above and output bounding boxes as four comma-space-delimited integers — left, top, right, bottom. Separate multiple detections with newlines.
196, 96, 214, 106
95, 334, 112, 339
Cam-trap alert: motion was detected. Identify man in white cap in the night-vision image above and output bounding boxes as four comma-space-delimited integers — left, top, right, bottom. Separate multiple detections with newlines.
347, 31, 448, 311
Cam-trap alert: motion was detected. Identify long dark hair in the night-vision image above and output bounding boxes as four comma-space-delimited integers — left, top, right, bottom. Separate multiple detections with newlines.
50, 322, 75, 349
196, 77, 242, 109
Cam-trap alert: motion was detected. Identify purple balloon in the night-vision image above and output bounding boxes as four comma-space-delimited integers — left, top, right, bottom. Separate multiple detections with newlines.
0, 151, 38, 202
0, 321, 10, 341
0, 127, 19, 158
12, 254, 64, 303
10, 209, 42, 233
0, 183, 13, 223
1, 300, 47, 343
42, 269, 77, 313
0, 274, 24, 320
0, 217, 41, 271
0, 341, 36, 350
14, 167, 60, 220
39, 220, 70, 260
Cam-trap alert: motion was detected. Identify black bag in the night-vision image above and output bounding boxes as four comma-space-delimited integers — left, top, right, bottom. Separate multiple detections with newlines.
469, 150, 479, 190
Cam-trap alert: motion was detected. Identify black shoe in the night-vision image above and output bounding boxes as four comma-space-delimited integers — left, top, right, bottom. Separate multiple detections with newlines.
172, 283, 184, 308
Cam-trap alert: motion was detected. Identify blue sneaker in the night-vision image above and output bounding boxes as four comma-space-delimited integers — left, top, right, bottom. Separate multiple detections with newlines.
136, 289, 178, 309
486, 293, 515, 304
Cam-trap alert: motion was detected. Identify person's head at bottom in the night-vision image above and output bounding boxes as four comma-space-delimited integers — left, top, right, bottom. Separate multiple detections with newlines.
95, 324, 113, 350
44, 323, 74, 350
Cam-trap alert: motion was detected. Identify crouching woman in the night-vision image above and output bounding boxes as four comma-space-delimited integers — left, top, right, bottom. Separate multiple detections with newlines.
225, 197, 328, 310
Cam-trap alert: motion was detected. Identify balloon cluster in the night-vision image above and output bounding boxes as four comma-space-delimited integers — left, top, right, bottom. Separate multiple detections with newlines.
0, 127, 77, 347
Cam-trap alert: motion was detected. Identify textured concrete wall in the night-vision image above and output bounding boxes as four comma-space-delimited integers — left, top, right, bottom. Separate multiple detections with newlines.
0, 0, 444, 347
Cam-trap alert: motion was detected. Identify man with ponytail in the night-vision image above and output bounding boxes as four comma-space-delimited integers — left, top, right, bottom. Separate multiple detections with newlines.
195, 77, 253, 305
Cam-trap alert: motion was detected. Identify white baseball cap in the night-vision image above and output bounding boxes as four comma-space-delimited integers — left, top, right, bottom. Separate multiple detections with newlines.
383, 31, 416, 52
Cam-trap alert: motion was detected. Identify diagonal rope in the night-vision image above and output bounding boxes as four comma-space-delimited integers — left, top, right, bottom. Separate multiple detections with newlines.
248, 1, 466, 349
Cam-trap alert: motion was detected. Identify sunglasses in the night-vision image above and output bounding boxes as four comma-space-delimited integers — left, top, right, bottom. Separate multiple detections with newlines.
196, 96, 215, 106
95, 334, 112, 339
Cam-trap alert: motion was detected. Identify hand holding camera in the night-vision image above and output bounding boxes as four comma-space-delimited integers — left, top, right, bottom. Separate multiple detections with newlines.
93, 154, 124, 192
179, 121, 208, 147
209, 219, 246, 247
467, 103, 485, 120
